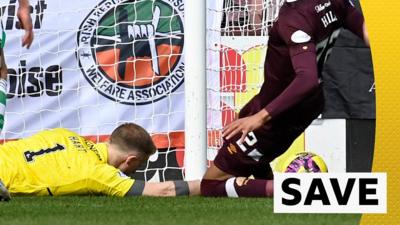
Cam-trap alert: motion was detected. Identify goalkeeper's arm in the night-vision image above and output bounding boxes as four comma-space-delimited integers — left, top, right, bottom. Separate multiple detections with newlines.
125, 180, 200, 197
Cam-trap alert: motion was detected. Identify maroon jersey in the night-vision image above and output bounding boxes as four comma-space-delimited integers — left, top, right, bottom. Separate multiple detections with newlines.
259, 0, 364, 119
213, 0, 365, 177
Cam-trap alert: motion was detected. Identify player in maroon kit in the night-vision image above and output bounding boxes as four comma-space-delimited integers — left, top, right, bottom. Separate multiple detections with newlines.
201, 0, 370, 197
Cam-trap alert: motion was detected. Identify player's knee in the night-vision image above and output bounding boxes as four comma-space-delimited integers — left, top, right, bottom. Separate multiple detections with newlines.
0, 64, 7, 80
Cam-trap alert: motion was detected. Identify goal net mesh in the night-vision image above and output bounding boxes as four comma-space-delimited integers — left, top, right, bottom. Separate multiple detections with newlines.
0, 0, 282, 181
207, 0, 283, 161
1, 0, 185, 182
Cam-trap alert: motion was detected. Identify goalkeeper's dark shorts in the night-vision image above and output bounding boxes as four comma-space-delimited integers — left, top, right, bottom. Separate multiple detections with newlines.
213, 87, 324, 179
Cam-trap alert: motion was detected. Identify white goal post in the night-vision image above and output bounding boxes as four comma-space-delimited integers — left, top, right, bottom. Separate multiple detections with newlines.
184, 0, 208, 180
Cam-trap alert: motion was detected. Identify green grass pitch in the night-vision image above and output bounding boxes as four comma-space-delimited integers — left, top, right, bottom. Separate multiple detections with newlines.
0, 197, 360, 225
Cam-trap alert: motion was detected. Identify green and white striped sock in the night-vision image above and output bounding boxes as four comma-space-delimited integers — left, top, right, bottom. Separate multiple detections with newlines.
0, 79, 6, 133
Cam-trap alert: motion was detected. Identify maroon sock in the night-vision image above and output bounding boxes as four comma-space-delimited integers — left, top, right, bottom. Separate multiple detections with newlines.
201, 178, 273, 197
201, 179, 228, 197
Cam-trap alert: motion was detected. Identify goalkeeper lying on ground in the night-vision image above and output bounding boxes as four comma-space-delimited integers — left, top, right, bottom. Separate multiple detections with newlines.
0, 123, 199, 201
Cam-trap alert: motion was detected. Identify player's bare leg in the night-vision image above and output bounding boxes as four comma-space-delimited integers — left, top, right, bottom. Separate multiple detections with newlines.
0, 48, 7, 133
0, 179, 11, 201
203, 163, 234, 181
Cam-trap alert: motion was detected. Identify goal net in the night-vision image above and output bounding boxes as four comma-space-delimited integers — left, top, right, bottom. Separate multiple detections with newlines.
206, 0, 283, 162
1, 0, 185, 182
0, 0, 283, 181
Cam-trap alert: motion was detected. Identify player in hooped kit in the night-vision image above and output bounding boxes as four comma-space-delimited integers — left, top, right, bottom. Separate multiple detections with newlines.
0, 0, 34, 133
201, 0, 370, 197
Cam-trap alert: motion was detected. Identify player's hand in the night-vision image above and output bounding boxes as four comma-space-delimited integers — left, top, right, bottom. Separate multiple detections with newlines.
222, 109, 271, 144
17, 3, 34, 49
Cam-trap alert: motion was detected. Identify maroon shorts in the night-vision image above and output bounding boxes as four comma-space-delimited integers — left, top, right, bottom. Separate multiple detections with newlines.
214, 87, 324, 179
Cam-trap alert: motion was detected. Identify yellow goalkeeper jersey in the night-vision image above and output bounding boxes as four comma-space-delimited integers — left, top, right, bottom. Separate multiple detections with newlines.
0, 128, 134, 197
